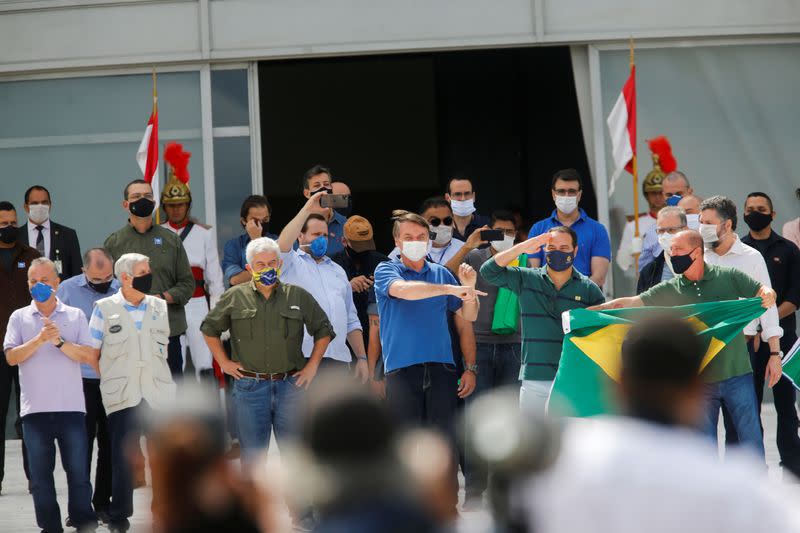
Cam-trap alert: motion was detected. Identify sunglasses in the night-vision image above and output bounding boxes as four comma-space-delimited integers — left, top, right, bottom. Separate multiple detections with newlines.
428, 216, 453, 227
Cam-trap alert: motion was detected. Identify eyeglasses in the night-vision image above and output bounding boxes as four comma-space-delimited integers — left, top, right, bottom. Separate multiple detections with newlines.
428, 216, 453, 227
449, 191, 474, 200
553, 188, 580, 196
128, 193, 154, 201
656, 225, 685, 235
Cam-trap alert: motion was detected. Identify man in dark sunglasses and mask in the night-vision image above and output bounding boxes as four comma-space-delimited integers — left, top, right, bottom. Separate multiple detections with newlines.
104, 180, 194, 379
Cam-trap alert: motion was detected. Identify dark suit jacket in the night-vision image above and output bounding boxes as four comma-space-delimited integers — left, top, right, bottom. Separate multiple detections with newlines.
636, 251, 667, 294
18, 221, 82, 280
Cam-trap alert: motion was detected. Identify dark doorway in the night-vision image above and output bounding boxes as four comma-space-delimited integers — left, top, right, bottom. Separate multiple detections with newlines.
259, 46, 594, 253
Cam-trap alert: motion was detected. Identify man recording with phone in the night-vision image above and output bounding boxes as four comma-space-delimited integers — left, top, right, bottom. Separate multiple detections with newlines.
301, 164, 349, 257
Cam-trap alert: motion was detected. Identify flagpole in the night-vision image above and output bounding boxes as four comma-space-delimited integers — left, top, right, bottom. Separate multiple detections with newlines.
629, 38, 640, 272
152, 68, 161, 225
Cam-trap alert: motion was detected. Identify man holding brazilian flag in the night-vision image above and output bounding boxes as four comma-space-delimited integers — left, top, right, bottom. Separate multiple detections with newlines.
560, 229, 780, 459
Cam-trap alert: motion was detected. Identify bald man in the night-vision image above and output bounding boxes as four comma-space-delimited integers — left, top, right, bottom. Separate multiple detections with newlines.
592, 230, 778, 460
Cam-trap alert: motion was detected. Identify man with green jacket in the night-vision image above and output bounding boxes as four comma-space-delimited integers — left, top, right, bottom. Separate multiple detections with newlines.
104, 179, 195, 377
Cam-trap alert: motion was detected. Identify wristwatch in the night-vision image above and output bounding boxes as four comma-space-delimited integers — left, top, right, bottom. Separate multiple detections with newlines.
55, 337, 65, 349
770, 351, 784, 358
465, 363, 479, 375
356, 355, 368, 362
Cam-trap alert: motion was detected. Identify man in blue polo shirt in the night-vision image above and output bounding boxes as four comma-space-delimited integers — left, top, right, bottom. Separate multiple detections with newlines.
528, 168, 611, 288
374, 210, 481, 456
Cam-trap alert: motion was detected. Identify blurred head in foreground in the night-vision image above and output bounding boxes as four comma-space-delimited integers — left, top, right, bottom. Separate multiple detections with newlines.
620, 315, 706, 428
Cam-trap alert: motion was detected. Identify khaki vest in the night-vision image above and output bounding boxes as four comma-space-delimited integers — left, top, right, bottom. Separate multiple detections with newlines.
97, 293, 176, 415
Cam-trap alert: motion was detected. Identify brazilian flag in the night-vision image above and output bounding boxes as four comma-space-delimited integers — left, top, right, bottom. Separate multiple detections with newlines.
781, 337, 800, 390
550, 298, 766, 417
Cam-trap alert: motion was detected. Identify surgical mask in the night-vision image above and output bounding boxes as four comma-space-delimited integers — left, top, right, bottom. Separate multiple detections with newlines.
491, 235, 515, 253
545, 250, 574, 272
87, 279, 113, 294
657, 233, 675, 255
665, 195, 682, 207
555, 195, 578, 215
129, 197, 156, 218
432, 225, 453, 246
401, 240, 428, 262
744, 211, 772, 232
28, 204, 50, 224
252, 267, 279, 287
450, 199, 476, 217
699, 223, 719, 244
131, 272, 153, 293
686, 214, 700, 230
0, 225, 17, 244
308, 235, 328, 258
670, 248, 697, 275
30, 282, 54, 303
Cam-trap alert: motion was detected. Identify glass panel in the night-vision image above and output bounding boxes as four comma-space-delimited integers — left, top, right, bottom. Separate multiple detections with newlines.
213, 136, 253, 251
0, 72, 201, 139
211, 69, 250, 127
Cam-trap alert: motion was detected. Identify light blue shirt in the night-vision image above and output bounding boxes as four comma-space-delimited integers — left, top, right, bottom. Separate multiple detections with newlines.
280, 248, 361, 362
56, 274, 121, 379
638, 224, 661, 273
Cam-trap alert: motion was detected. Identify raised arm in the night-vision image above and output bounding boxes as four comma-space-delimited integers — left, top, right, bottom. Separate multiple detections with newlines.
587, 296, 644, 311
444, 226, 490, 274
278, 191, 326, 252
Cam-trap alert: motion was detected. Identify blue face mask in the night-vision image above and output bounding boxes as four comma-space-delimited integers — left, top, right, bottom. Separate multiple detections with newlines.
30, 282, 54, 303
545, 250, 574, 272
252, 267, 279, 287
665, 195, 683, 207
309, 235, 328, 258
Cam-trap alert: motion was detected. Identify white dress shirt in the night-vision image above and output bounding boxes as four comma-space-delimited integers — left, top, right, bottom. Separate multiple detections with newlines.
280, 248, 361, 362
27, 218, 51, 258
704, 236, 783, 341
518, 417, 800, 533
388, 238, 465, 266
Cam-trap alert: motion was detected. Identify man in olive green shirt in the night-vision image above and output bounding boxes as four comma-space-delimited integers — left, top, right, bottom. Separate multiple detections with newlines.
104, 180, 195, 378
201, 237, 333, 459
481, 226, 605, 413
592, 230, 778, 458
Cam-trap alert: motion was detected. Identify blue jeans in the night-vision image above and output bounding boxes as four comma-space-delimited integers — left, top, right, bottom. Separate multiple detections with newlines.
23, 411, 96, 533
232, 376, 304, 462
704, 373, 765, 459
464, 343, 520, 498
107, 404, 147, 527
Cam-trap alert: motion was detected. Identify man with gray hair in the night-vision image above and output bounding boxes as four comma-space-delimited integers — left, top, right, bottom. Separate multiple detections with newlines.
3, 257, 98, 533
57, 247, 120, 522
202, 237, 334, 462
637, 206, 688, 293
88, 252, 176, 532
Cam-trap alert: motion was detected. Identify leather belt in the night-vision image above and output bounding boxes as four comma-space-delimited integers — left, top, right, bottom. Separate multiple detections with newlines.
239, 369, 297, 381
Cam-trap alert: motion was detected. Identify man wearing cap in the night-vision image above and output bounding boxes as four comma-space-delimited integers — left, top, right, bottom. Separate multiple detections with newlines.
616, 156, 666, 273
159, 143, 225, 383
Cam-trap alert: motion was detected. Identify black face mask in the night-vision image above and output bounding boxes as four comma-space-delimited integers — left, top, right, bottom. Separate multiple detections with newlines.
129, 197, 155, 218
0, 225, 17, 244
131, 272, 153, 293
260, 222, 271, 237
744, 211, 772, 232
670, 248, 697, 274
87, 279, 113, 294
335, 197, 353, 218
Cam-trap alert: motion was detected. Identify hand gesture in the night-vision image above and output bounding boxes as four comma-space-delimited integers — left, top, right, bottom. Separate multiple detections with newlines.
245, 218, 263, 240
39, 317, 61, 345
522, 233, 552, 255
457, 263, 478, 288
220, 358, 244, 379
305, 188, 328, 212
465, 225, 490, 250
757, 286, 777, 309
447, 284, 487, 302
350, 275, 374, 293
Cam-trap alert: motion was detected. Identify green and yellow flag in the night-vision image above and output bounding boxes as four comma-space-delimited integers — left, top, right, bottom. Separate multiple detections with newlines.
780, 337, 800, 390
551, 298, 766, 417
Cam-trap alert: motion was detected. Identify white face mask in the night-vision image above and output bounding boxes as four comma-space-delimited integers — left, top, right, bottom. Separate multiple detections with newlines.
657, 233, 675, 256
401, 240, 428, 262
699, 223, 719, 244
686, 214, 700, 230
555, 195, 578, 215
450, 198, 476, 217
491, 234, 515, 253
28, 204, 50, 224
432, 225, 453, 246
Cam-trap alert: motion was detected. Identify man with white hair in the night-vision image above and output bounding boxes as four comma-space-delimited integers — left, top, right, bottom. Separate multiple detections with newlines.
4, 257, 98, 533
88, 253, 177, 532
201, 237, 334, 461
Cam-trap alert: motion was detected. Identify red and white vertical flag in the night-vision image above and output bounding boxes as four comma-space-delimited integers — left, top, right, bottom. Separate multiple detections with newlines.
606, 65, 636, 197
136, 109, 159, 207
